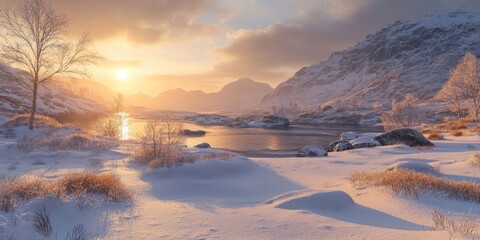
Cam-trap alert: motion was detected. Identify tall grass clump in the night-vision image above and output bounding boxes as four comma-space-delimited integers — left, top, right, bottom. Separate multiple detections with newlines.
32, 206, 53, 237
432, 209, 479, 238
0, 172, 133, 212
350, 170, 480, 202
17, 132, 116, 153
65, 224, 92, 240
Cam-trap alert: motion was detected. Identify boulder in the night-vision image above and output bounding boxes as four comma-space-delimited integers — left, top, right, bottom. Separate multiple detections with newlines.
262, 115, 290, 128
194, 143, 211, 148
340, 132, 358, 141
327, 140, 354, 152
385, 161, 437, 175
374, 128, 434, 147
182, 129, 206, 136
297, 145, 328, 157
349, 134, 381, 149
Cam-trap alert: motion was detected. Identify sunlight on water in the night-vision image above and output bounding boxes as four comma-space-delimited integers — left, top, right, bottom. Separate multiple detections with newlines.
116, 112, 130, 140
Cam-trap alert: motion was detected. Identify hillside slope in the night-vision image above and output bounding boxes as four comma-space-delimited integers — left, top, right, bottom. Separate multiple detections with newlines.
260, 11, 480, 120
0, 63, 106, 115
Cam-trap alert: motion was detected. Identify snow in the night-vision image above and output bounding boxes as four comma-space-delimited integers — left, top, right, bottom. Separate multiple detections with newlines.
386, 161, 437, 175
1, 122, 480, 239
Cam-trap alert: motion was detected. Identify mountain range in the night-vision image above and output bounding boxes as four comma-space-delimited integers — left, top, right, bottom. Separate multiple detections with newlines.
126, 78, 273, 112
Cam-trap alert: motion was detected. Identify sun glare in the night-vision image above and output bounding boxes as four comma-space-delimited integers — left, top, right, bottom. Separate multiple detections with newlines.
117, 70, 128, 81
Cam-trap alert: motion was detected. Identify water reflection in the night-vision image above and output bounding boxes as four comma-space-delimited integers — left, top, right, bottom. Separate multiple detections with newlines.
115, 112, 130, 140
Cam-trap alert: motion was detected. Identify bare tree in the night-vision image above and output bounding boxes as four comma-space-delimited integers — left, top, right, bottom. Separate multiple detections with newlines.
381, 93, 425, 131
437, 52, 480, 120
458, 52, 480, 120
112, 94, 125, 113
0, 0, 100, 130
437, 66, 467, 119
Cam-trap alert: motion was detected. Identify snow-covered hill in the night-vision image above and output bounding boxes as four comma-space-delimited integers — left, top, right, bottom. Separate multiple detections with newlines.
0, 63, 106, 115
260, 11, 480, 120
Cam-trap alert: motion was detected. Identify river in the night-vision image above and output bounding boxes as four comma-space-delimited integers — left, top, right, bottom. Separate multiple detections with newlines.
79, 113, 383, 157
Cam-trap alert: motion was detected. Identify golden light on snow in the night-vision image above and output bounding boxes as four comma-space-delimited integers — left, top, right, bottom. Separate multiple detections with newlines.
117, 70, 128, 81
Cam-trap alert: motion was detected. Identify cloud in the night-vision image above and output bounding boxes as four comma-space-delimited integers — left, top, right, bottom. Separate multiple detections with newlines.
103, 59, 141, 68
211, 0, 480, 85
2, 0, 228, 44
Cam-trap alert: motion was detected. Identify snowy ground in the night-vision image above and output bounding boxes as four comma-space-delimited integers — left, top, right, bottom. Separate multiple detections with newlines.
0, 123, 479, 239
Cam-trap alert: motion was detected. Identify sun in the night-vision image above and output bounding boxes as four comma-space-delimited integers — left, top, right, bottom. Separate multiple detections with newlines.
117, 70, 128, 81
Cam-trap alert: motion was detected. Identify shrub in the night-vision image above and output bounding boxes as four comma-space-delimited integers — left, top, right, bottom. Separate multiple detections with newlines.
350, 170, 480, 202
1, 114, 61, 129
95, 117, 122, 139
32, 206, 53, 237
452, 131, 464, 137
432, 209, 479, 238
133, 115, 187, 168
381, 93, 425, 131
0, 172, 133, 212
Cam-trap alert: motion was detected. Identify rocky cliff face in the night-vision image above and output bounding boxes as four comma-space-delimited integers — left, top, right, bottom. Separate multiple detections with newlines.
260, 11, 480, 121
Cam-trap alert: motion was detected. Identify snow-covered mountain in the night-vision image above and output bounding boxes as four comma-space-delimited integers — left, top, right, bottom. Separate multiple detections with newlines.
260, 11, 480, 117
129, 78, 273, 112
0, 63, 106, 115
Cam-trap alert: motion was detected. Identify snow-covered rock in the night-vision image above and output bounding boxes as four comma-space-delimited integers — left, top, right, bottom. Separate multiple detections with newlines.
296, 145, 328, 157
327, 140, 354, 152
182, 129, 206, 136
188, 114, 233, 126
194, 143, 211, 148
374, 128, 434, 147
260, 11, 480, 123
340, 132, 358, 141
349, 134, 381, 149
386, 161, 437, 175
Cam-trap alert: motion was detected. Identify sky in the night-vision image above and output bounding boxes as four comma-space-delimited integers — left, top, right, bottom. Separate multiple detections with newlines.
4, 0, 480, 96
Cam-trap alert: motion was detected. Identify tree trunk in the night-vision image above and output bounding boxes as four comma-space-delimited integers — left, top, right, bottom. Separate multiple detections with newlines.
28, 84, 38, 130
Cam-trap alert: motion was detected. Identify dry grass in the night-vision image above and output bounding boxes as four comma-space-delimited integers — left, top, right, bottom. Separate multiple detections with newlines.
17, 133, 116, 153
457, 118, 477, 124
0, 172, 133, 212
468, 152, 480, 169
350, 170, 480, 202
427, 131, 444, 140
448, 122, 468, 130
452, 130, 464, 137
57, 172, 133, 202
432, 209, 479, 238
1, 114, 62, 129
470, 125, 480, 133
